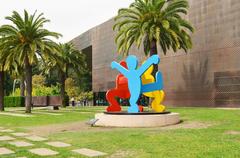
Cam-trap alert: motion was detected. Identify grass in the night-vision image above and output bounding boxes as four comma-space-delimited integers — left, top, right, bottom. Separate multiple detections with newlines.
0, 106, 240, 157
0, 107, 95, 127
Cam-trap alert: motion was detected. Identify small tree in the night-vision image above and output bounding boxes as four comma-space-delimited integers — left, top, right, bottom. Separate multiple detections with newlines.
65, 78, 78, 98
87, 91, 93, 101
32, 75, 45, 88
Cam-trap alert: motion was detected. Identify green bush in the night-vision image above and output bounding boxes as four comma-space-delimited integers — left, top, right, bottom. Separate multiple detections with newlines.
34, 86, 60, 96
11, 86, 60, 97
4, 96, 25, 107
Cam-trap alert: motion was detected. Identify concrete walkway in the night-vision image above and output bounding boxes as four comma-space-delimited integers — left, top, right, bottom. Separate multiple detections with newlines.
0, 127, 107, 157
0, 112, 33, 117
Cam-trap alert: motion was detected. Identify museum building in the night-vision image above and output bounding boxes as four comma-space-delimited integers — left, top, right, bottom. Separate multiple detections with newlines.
71, 0, 240, 107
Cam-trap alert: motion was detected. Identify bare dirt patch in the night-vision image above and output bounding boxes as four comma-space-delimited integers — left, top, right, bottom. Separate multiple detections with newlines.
225, 130, 240, 135
25, 120, 213, 136
25, 121, 120, 136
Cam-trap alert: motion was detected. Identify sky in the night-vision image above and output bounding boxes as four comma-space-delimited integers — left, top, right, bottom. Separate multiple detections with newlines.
0, 0, 133, 42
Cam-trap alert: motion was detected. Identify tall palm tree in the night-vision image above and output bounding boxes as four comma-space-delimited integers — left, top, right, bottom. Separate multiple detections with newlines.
46, 43, 86, 107
114, 0, 194, 74
0, 10, 61, 113
0, 45, 20, 111
0, 58, 4, 111
0, 35, 6, 111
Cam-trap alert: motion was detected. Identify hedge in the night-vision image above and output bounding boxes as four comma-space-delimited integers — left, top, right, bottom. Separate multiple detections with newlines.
4, 96, 25, 107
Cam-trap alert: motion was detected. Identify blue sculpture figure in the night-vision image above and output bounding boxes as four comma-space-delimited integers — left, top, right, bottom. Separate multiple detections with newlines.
141, 71, 163, 93
111, 55, 160, 113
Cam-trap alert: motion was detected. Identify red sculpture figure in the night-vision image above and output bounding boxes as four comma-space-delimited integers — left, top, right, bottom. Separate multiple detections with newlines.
106, 61, 130, 112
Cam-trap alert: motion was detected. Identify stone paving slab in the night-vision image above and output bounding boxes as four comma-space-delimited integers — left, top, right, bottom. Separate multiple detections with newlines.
0, 136, 15, 141
9, 141, 34, 147
11, 132, 29, 137
72, 148, 107, 157
0, 147, 15, 155
25, 136, 47, 142
0, 129, 14, 132
46, 141, 71, 147
0, 112, 33, 117
29, 148, 58, 156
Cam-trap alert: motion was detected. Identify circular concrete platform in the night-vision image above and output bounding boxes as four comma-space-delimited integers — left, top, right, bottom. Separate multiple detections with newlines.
94, 112, 180, 127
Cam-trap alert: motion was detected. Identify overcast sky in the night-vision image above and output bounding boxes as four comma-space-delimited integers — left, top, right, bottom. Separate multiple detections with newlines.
0, 0, 133, 42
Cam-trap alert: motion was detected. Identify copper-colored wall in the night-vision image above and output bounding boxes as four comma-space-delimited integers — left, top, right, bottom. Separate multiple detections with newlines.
163, 0, 240, 107
71, 0, 240, 107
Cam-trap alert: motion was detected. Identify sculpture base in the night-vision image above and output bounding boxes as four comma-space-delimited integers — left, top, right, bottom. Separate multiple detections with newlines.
94, 112, 180, 127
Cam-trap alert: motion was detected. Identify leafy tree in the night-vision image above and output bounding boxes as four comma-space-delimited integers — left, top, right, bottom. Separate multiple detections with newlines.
0, 10, 61, 113
65, 78, 75, 90
65, 78, 78, 98
114, 0, 194, 74
46, 43, 86, 107
73, 70, 92, 92
87, 91, 93, 101
32, 74, 45, 88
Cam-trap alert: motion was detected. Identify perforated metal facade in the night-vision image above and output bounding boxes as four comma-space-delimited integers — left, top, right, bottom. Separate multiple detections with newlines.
71, 0, 240, 107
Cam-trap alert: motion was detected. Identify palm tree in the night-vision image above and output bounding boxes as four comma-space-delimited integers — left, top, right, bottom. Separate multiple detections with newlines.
0, 10, 61, 113
0, 36, 6, 111
0, 59, 5, 111
46, 43, 86, 107
113, 0, 194, 74
0, 45, 20, 111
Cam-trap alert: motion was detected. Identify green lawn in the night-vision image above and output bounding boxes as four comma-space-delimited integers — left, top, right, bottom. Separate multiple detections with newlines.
0, 106, 240, 158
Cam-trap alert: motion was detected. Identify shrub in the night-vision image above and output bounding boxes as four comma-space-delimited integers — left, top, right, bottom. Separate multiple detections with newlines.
77, 91, 93, 101
10, 88, 21, 96
4, 96, 25, 107
11, 86, 60, 97
33, 86, 60, 96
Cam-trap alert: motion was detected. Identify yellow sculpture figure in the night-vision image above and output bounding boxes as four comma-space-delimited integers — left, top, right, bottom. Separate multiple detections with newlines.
141, 65, 165, 112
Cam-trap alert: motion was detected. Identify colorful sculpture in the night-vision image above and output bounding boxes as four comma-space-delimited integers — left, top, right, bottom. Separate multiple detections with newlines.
141, 65, 165, 112
106, 61, 130, 112
111, 55, 161, 113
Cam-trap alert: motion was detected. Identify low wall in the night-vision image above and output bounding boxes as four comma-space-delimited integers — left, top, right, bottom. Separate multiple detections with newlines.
32, 96, 62, 107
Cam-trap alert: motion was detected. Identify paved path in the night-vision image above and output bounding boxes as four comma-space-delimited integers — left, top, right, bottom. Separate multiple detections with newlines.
32, 111, 62, 116
0, 112, 33, 117
0, 127, 107, 157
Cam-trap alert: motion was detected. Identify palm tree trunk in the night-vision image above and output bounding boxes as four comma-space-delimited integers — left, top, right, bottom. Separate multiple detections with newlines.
20, 75, 25, 97
25, 56, 32, 113
0, 71, 4, 111
150, 38, 158, 76
60, 70, 66, 107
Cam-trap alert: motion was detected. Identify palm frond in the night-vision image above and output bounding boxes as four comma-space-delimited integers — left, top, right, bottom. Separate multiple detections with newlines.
114, 0, 194, 56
